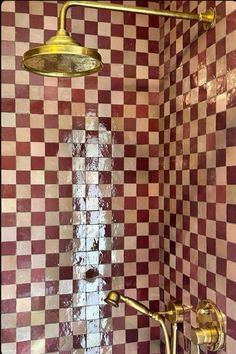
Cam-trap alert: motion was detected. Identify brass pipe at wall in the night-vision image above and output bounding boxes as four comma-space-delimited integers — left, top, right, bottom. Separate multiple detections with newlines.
59, 1, 215, 32
171, 323, 178, 354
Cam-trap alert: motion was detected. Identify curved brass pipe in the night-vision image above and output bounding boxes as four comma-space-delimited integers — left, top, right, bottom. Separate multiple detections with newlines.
105, 291, 171, 354
58, 1, 215, 32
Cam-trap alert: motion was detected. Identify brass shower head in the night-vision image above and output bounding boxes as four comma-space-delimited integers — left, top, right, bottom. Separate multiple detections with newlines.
22, 29, 102, 77
22, 1, 216, 78
104, 291, 121, 308
105, 291, 155, 318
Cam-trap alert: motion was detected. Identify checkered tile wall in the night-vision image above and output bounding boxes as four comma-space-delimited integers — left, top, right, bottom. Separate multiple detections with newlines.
158, 1, 236, 353
1, 1, 160, 353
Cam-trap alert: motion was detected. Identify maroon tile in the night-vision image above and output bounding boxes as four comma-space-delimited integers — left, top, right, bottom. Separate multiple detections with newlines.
1, 127, 16, 141
1, 328, 16, 343
45, 143, 59, 156
73, 335, 86, 349
227, 279, 236, 302
2, 242, 16, 256
31, 269, 45, 283
2, 185, 16, 198
17, 199, 31, 212
1, 213, 16, 227
59, 157, 72, 170
45, 171, 58, 184
126, 329, 138, 343
124, 276, 136, 289
31, 212, 45, 226
45, 198, 59, 211
217, 257, 227, 276
15, 84, 29, 98
1, 299, 16, 314
59, 266, 73, 280
31, 325, 45, 340
45, 281, 59, 296
16, 283, 31, 298
226, 9, 236, 34
1, 69, 15, 83
59, 294, 72, 308
31, 297, 45, 311
31, 185, 45, 198
15, 1, 29, 12
30, 14, 44, 29
46, 253, 59, 267
17, 255, 31, 269
31, 157, 45, 170
216, 148, 226, 167
1, 42, 15, 56
2, 270, 15, 285
45, 309, 59, 324
1, 156, 16, 170
15, 114, 30, 127
227, 166, 236, 184
58, 101, 71, 115
45, 338, 59, 353
227, 127, 236, 147
216, 221, 226, 240
30, 100, 44, 114
227, 204, 236, 224
227, 50, 236, 71
16, 171, 31, 184
30, 128, 44, 142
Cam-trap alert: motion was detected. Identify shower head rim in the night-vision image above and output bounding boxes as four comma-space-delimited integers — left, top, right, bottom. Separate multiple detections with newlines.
22, 43, 103, 77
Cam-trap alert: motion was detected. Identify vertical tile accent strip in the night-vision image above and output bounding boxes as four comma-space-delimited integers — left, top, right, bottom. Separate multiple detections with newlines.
1, 1, 160, 353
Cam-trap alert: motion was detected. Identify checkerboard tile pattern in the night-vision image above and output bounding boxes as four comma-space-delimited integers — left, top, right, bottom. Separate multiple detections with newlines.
1, 1, 160, 353
158, 1, 236, 353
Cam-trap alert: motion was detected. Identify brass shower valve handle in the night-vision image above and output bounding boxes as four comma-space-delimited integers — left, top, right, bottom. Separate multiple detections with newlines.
191, 300, 226, 352
192, 327, 218, 346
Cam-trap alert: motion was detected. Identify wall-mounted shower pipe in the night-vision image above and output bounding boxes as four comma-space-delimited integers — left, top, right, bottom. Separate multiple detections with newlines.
59, 1, 216, 32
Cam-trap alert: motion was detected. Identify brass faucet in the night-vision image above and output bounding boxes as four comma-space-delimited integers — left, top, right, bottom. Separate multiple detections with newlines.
105, 292, 226, 354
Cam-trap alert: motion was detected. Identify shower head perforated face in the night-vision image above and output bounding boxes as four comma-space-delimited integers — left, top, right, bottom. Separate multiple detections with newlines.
104, 291, 121, 307
22, 30, 102, 77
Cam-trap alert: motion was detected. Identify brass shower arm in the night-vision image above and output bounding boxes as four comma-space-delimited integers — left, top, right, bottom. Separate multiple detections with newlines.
59, 1, 216, 32
22, 1, 216, 77
117, 294, 176, 320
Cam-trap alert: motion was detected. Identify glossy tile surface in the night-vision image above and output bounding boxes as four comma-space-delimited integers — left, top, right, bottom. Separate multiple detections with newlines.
1, 1, 160, 353
158, 1, 236, 353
